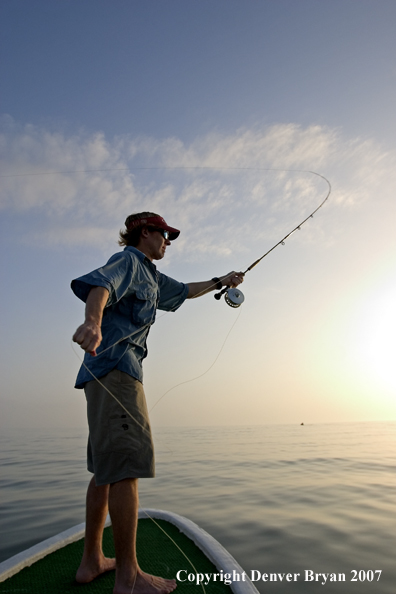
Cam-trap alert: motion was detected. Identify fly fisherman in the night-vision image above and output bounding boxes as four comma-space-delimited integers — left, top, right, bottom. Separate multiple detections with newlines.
71, 212, 244, 594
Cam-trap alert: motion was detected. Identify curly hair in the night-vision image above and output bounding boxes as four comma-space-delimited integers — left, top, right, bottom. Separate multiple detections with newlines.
118, 211, 160, 247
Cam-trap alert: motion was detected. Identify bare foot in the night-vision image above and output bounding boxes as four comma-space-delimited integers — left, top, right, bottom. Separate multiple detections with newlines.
114, 568, 177, 594
76, 555, 116, 583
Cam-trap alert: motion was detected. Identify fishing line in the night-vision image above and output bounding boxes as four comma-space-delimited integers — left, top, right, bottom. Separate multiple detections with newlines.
2, 165, 328, 182
139, 509, 207, 594
65, 165, 330, 583
149, 309, 242, 413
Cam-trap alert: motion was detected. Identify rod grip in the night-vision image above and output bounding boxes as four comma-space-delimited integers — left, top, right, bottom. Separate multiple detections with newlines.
214, 286, 229, 300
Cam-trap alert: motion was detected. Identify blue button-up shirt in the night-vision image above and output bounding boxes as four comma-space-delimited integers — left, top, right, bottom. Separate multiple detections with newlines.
71, 246, 189, 388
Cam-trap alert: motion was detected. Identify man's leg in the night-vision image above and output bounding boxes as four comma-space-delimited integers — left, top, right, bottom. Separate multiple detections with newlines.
110, 477, 176, 594
76, 476, 116, 583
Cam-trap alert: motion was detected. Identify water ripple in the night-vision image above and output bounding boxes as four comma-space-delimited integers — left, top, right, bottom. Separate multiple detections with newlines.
1, 422, 395, 594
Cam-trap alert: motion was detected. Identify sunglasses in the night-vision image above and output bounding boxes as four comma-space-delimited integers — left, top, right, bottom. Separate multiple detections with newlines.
148, 227, 170, 240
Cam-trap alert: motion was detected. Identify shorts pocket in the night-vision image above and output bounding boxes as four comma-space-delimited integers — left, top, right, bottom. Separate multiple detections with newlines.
108, 415, 142, 452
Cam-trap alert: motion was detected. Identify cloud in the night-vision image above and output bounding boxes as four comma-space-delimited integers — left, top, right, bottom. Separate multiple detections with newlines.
1, 116, 395, 261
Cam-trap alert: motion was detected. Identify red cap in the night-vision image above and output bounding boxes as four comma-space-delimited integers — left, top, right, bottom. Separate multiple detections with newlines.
126, 215, 180, 240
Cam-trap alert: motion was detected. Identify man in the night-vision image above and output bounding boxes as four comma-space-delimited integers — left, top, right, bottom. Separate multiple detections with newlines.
72, 212, 244, 594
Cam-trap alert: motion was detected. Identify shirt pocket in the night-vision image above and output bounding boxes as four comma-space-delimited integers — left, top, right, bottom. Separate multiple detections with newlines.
132, 287, 158, 326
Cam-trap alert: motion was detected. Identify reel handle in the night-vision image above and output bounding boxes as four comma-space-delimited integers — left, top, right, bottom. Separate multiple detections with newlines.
214, 286, 229, 300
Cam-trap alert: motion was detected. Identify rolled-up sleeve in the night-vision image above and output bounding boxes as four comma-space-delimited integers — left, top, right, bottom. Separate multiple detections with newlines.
157, 273, 189, 312
71, 253, 136, 305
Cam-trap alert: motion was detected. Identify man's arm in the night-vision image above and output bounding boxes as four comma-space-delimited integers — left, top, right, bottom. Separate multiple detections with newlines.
187, 271, 244, 299
72, 286, 110, 356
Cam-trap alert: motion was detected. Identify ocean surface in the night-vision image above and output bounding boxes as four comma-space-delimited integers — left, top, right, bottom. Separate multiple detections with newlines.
1, 422, 395, 593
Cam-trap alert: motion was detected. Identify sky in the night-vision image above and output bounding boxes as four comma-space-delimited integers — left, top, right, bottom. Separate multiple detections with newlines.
1, 0, 395, 429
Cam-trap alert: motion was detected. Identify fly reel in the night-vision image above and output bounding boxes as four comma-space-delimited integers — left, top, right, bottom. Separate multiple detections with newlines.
214, 286, 245, 308
225, 287, 245, 307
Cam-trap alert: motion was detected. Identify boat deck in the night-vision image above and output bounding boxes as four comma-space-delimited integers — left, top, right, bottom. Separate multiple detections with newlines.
0, 518, 233, 594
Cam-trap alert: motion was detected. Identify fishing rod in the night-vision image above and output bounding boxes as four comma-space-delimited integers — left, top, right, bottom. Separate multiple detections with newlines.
214, 170, 332, 307
3, 163, 330, 308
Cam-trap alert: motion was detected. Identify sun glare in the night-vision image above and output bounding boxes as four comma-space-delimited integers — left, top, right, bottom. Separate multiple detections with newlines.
354, 286, 396, 391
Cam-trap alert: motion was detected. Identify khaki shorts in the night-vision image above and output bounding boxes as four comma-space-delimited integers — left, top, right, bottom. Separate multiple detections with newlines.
84, 370, 155, 486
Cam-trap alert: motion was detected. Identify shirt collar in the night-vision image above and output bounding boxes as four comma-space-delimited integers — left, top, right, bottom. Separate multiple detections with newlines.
124, 246, 157, 269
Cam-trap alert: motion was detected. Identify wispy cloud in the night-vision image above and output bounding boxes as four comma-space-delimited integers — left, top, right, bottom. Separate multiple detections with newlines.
1, 115, 395, 261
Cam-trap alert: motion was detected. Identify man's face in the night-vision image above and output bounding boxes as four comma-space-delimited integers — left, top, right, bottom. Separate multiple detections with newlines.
141, 227, 171, 261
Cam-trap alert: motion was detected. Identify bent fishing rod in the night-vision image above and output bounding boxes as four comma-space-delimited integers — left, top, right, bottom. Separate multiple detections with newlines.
3, 163, 330, 309
214, 170, 331, 307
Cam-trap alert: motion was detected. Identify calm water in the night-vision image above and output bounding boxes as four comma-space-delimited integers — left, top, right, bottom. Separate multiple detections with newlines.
1, 422, 395, 593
